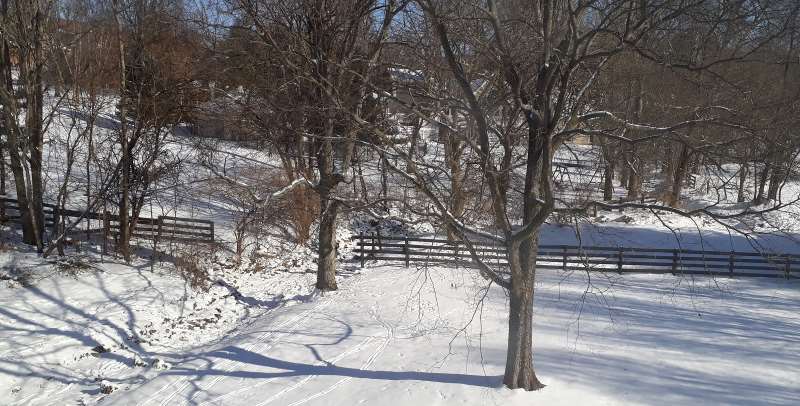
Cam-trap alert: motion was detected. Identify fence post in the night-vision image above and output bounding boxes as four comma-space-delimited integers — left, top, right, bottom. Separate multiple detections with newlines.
592, 203, 597, 217
154, 216, 164, 263
729, 252, 735, 276
562, 247, 567, 271
617, 248, 623, 274
371, 231, 376, 260
404, 235, 409, 268
102, 211, 110, 255
785, 256, 791, 279
672, 249, 678, 274
209, 221, 215, 242
359, 231, 365, 268
49, 205, 58, 239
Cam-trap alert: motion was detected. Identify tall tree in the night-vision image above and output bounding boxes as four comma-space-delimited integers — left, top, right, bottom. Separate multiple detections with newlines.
360, 0, 800, 390
0, 0, 55, 251
232, 0, 405, 290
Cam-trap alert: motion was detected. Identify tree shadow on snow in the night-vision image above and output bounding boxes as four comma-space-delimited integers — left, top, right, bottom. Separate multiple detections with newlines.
164, 345, 501, 387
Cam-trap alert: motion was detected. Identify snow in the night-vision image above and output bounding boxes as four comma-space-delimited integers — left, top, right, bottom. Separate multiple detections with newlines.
0, 245, 327, 405
107, 265, 800, 405
3, 249, 796, 405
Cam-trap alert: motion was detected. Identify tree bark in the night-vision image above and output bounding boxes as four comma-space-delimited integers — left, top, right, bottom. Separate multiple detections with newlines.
504, 238, 545, 391
112, 0, 131, 261
25, 44, 45, 251
766, 157, 784, 201
316, 195, 339, 291
754, 162, 769, 205
315, 114, 340, 291
737, 163, 748, 203
627, 160, 642, 200
442, 121, 465, 241
0, 0, 45, 249
668, 144, 690, 207
600, 140, 615, 201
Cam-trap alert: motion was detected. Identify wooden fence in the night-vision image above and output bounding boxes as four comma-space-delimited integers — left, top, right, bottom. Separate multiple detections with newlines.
0, 196, 214, 244
353, 233, 798, 278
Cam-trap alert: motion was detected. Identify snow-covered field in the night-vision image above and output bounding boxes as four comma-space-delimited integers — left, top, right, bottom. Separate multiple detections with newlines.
1, 249, 798, 405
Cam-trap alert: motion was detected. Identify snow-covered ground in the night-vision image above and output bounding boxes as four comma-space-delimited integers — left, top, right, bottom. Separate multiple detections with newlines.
2, 252, 798, 405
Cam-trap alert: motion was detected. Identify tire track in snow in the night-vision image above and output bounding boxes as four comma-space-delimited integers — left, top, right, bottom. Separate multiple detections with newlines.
183, 300, 331, 402
204, 275, 397, 406
281, 308, 395, 406
141, 267, 389, 405
139, 300, 329, 406
251, 333, 379, 406
200, 334, 376, 406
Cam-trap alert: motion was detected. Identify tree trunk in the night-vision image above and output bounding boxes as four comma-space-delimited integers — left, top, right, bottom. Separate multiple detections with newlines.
619, 155, 629, 190
25, 56, 45, 252
113, 0, 131, 261
766, 159, 784, 201
602, 162, 614, 201
754, 163, 769, 205
504, 237, 545, 391
315, 116, 340, 291
442, 121, 465, 241
627, 161, 641, 200
316, 196, 339, 291
737, 163, 748, 203
599, 139, 614, 201
0, 141, 5, 219
661, 144, 674, 195
380, 153, 389, 213
1, 0, 45, 250
668, 144, 690, 208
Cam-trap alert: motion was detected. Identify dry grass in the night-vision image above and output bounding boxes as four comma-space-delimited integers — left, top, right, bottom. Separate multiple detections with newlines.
175, 250, 211, 291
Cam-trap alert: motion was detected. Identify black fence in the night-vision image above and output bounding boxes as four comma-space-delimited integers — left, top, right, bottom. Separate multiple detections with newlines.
353, 233, 798, 278
1, 196, 214, 244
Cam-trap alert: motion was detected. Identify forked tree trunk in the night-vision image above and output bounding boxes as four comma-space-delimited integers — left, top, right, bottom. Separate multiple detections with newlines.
504, 237, 545, 391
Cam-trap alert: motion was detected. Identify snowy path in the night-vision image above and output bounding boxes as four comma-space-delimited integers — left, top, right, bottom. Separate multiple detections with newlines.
107, 265, 800, 406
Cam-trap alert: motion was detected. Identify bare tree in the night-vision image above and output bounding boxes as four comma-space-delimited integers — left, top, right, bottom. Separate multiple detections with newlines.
348, 0, 800, 391
228, 0, 406, 290
0, 0, 58, 251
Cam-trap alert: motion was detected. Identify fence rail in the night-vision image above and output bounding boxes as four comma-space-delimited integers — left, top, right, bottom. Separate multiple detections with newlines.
0, 196, 214, 244
353, 233, 798, 278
